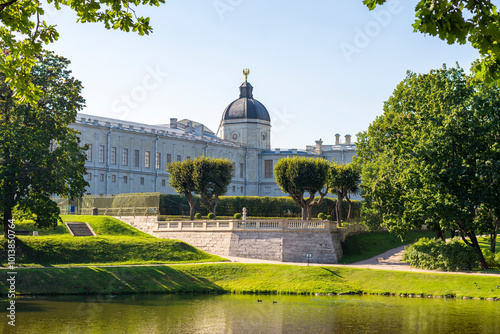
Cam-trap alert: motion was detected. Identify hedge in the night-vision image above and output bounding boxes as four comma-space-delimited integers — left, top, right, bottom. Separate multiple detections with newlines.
159, 194, 362, 219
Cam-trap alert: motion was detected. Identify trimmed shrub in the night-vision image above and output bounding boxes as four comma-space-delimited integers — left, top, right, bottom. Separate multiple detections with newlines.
317, 213, 326, 220
159, 194, 362, 219
326, 215, 332, 221
194, 213, 202, 219
207, 213, 215, 220
482, 249, 500, 268
234, 213, 242, 220
402, 237, 480, 271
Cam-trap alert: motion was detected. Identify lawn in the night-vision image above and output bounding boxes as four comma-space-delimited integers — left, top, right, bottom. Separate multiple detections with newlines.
0, 215, 226, 266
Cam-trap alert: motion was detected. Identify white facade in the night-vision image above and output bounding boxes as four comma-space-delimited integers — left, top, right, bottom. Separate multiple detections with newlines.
72, 80, 356, 197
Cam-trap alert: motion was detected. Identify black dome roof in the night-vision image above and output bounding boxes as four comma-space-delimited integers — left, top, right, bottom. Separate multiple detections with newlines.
222, 81, 271, 122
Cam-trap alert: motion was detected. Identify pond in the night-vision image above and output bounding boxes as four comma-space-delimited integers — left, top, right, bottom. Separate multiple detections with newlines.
1, 294, 499, 333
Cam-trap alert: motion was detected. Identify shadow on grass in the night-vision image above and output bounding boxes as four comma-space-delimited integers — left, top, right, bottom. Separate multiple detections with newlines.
320, 267, 343, 278
0, 265, 226, 298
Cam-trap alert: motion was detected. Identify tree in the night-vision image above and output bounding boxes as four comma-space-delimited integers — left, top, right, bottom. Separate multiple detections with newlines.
356, 64, 500, 269
166, 159, 196, 220
274, 157, 331, 220
192, 157, 233, 219
0, 51, 88, 237
329, 163, 361, 227
0, 0, 165, 103
363, 0, 500, 85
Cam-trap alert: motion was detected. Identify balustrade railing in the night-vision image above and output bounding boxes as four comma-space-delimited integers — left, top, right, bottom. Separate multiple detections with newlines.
157, 219, 337, 231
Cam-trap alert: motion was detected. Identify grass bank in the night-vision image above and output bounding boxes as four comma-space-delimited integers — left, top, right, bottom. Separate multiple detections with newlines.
0, 215, 225, 266
1, 264, 499, 299
340, 230, 437, 264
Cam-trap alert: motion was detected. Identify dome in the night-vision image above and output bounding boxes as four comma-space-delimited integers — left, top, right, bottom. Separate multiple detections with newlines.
222, 81, 271, 122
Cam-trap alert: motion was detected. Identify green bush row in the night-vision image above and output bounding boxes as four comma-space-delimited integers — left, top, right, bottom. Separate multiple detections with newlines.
402, 237, 480, 271
159, 194, 362, 219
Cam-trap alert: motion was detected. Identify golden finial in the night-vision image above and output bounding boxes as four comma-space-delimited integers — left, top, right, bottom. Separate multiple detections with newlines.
243, 68, 250, 81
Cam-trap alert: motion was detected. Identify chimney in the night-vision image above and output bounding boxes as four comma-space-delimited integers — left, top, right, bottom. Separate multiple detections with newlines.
315, 139, 323, 154
291, 148, 297, 154
195, 124, 205, 137
345, 134, 351, 145
170, 118, 178, 129
275, 148, 281, 154
187, 121, 193, 133
335, 133, 340, 145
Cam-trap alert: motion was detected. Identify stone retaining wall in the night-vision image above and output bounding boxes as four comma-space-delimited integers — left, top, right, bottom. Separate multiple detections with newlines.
115, 216, 353, 263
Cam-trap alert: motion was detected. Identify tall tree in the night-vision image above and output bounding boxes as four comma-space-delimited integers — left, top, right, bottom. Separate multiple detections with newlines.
0, 51, 88, 236
192, 157, 233, 219
0, 0, 165, 103
329, 163, 361, 227
274, 157, 331, 220
166, 159, 196, 220
356, 65, 500, 269
363, 0, 500, 85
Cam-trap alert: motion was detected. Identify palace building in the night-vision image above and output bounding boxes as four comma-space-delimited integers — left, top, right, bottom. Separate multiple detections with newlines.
72, 71, 356, 197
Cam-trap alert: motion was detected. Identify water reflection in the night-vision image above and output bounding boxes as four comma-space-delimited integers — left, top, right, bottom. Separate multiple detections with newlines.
1, 294, 499, 333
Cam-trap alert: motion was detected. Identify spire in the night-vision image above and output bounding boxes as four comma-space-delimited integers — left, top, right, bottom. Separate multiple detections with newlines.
240, 68, 253, 98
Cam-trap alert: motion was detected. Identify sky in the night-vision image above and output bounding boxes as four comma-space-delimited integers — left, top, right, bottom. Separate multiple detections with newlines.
45, 0, 480, 149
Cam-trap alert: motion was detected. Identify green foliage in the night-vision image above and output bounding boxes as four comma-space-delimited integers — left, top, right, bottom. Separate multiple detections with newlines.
234, 213, 242, 220
363, 0, 500, 85
167, 157, 233, 219
329, 163, 361, 226
317, 213, 326, 220
0, 51, 88, 236
356, 64, 500, 268
403, 238, 480, 271
158, 194, 362, 219
326, 215, 332, 221
0, 0, 165, 102
194, 213, 202, 219
207, 213, 215, 220
274, 156, 331, 220
481, 249, 500, 268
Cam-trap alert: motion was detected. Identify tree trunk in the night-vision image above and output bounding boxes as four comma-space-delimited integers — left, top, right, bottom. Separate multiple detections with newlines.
450, 229, 456, 238
468, 232, 488, 269
490, 216, 498, 253
186, 193, 195, 220
336, 197, 343, 227
346, 196, 352, 222
212, 196, 218, 219
305, 206, 313, 221
436, 229, 445, 242
301, 206, 307, 220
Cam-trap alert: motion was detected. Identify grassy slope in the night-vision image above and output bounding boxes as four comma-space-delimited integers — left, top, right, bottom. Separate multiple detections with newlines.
1, 215, 225, 266
1, 264, 499, 299
340, 230, 439, 264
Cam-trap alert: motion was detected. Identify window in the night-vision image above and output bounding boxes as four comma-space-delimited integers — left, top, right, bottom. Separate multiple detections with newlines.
186, 156, 191, 160
167, 154, 172, 164
240, 186, 244, 193
122, 148, 128, 166
140, 177, 145, 185
111, 175, 116, 182
123, 176, 128, 184
156, 152, 161, 169
111, 147, 117, 165
86, 144, 92, 161
232, 186, 235, 193
162, 179, 166, 187
240, 163, 244, 178
264, 160, 273, 178
176, 155, 181, 162
134, 150, 140, 167
145, 151, 150, 168
99, 145, 105, 163
232, 162, 236, 176
87, 173, 92, 181
100, 174, 104, 181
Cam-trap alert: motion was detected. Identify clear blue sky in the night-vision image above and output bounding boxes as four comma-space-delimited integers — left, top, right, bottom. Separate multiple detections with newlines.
46, 0, 479, 149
